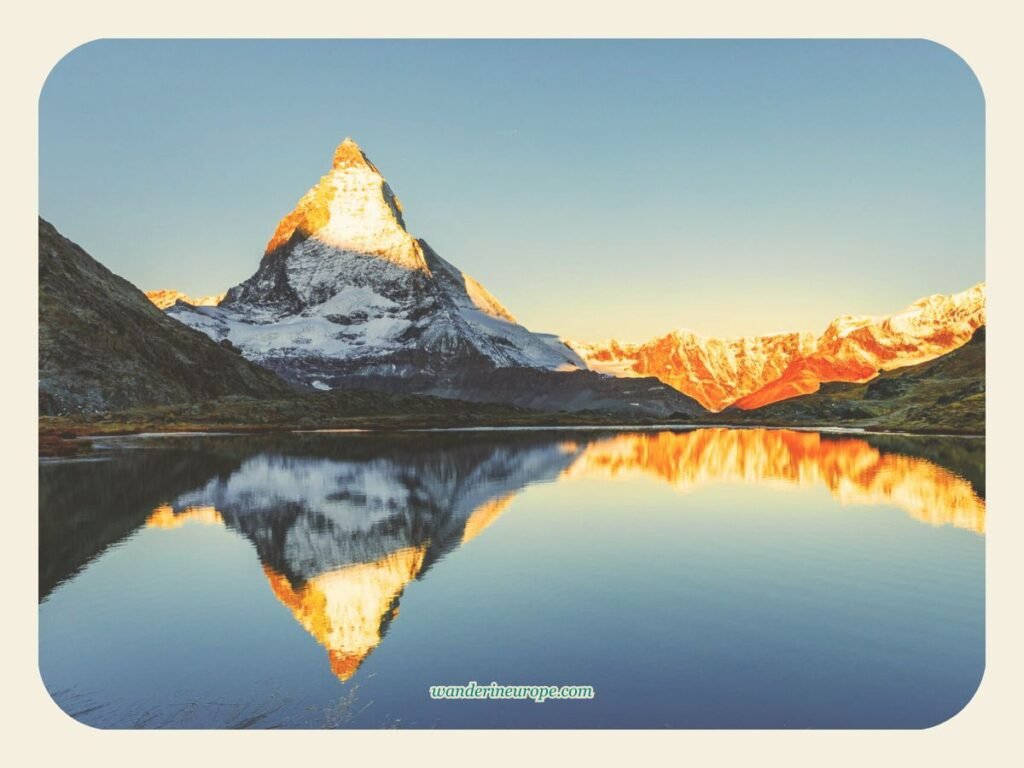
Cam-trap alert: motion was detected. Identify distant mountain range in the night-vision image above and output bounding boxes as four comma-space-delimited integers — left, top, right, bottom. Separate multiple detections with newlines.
145, 289, 225, 310
39, 137, 984, 431
567, 284, 984, 411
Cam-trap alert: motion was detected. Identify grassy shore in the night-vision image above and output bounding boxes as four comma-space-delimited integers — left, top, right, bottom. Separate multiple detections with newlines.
37, 391, 653, 456
38, 388, 983, 458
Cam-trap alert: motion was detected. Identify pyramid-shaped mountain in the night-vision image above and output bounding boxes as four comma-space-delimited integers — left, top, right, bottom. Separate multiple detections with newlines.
171, 139, 582, 382
166, 139, 705, 416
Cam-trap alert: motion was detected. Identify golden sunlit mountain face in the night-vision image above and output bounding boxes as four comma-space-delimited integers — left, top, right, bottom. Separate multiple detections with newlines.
563, 429, 984, 534
262, 137, 429, 272
568, 283, 986, 412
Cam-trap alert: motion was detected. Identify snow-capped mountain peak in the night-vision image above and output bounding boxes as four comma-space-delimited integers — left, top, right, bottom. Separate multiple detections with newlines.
332, 136, 379, 170
261, 137, 426, 279
165, 138, 585, 388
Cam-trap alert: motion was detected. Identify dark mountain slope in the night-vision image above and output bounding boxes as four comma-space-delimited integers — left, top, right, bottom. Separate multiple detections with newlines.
38, 217, 292, 415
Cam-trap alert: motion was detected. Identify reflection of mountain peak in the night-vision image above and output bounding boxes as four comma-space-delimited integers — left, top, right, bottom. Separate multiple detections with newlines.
155, 436, 583, 681
262, 545, 425, 681
137, 429, 982, 684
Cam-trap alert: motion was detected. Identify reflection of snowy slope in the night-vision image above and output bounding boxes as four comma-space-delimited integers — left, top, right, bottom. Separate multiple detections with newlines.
174, 455, 409, 529
442, 441, 579, 521
171, 439, 582, 584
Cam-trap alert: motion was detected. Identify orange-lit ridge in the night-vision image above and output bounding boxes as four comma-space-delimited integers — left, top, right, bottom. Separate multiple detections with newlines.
462, 493, 518, 545
567, 283, 986, 411
144, 290, 225, 310
146, 431, 982, 682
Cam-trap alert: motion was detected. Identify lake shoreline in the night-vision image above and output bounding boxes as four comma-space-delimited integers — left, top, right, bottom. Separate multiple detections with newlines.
38, 415, 985, 457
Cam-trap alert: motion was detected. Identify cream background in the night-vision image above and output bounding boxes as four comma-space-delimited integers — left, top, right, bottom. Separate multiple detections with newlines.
4, 1, 1021, 764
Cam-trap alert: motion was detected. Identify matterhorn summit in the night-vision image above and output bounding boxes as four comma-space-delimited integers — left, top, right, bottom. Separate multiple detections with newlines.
168, 138, 593, 391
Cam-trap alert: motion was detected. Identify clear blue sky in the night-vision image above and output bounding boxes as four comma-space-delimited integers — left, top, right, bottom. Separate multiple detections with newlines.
40, 39, 983, 341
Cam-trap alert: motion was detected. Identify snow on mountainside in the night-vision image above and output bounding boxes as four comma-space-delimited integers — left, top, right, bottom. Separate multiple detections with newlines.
732, 283, 985, 410
567, 283, 986, 412
166, 138, 584, 388
145, 289, 226, 310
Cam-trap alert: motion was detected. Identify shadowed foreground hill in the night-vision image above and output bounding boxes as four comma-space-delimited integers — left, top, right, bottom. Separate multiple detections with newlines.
39, 218, 292, 415
715, 327, 985, 434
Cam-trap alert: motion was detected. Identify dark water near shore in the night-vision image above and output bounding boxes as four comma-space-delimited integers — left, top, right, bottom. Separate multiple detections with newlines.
38, 428, 984, 728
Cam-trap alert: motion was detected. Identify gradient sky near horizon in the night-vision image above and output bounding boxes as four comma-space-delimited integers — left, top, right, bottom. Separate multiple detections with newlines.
40, 39, 984, 341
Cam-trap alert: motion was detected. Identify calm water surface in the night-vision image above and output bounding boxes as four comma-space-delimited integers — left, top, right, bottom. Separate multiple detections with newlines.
38, 428, 984, 728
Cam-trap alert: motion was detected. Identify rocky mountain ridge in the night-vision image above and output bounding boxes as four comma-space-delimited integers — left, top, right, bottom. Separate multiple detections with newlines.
38, 218, 291, 416
568, 283, 985, 411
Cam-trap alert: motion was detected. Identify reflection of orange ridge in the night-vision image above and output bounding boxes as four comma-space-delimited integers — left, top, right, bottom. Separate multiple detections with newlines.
262, 546, 427, 682
562, 429, 984, 534
146, 504, 224, 529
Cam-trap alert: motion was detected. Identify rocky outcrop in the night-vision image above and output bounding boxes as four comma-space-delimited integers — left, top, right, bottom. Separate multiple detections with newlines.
38, 217, 291, 415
